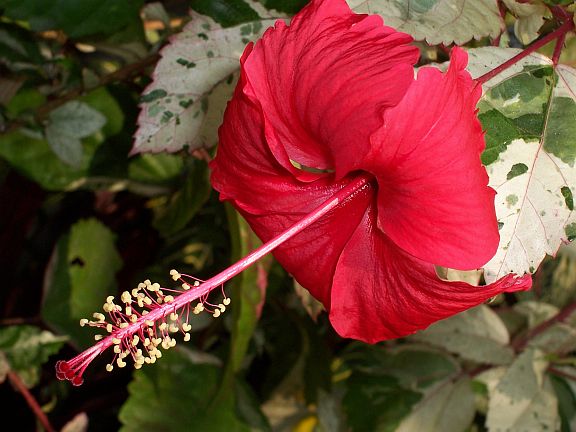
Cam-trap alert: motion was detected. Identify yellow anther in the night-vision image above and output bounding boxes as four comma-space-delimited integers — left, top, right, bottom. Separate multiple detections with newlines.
162, 339, 171, 350
182, 323, 192, 332
142, 310, 149, 315
144, 279, 151, 286
79, 318, 89, 327
112, 337, 122, 345
115, 304, 122, 312
164, 295, 174, 303
170, 269, 181, 281
218, 304, 226, 313
170, 312, 178, 321
138, 282, 146, 289
152, 283, 160, 291
106, 364, 113, 372
94, 334, 103, 341
213, 309, 221, 318
106, 296, 115, 304
93, 312, 105, 321
117, 358, 126, 368
184, 333, 191, 342
144, 338, 150, 347
193, 280, 200, 287
119, 322, 129, 329
223, 298, 231, 306
103, 303, 113, 313
182, 283, 191, 290
131, 288, 140, 297
145, 320, 154, 327
159, 322, 168, 331
156, 297, 163, 304
121, 291, 131, 303
169, 324, 179, 333
130, 315, 137, 323
169, 338, 176, 348
132, 336, 140, 346
155, 350, 162, 358
114, 345, 121, 354
150, 355, 157, 363
134, 362, 142, 369
144, 297, 152, 305
153, 338, 162, 346
106, 324, 113, 333
125, 306, 132, 316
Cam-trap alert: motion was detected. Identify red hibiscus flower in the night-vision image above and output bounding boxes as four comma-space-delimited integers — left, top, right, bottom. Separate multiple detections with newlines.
210, 0, 532, 343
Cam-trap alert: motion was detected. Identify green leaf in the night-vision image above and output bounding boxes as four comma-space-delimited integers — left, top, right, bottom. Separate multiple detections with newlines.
486, 348, 560, 431
132, 11, 274, 154
412, 305, 515, 365
550, 374, 576, 432
348, 0, 503, 45
257, 0, 308, 14
0, 325, 67, 388
0, 0, 144, 38
191, 0, 260, 27
119, 348, 251, 432
343, 344, 460, 390
42, 218, 122, 348
343, 373, 421, 432
128, 153, 184, 185
152, 160, 211, 237
396, 377, 476, 432
467, 48, 576, 283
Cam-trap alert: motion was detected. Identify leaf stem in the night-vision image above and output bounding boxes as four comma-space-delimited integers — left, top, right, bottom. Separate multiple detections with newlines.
511, 300, 576, 351
8, 370, 56, 432
476, 18, 575, 85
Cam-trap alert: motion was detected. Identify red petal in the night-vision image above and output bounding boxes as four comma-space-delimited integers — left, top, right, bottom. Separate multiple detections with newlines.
241, 0, 419, 178
330, 204, 532, 343
366, 48, 498, 270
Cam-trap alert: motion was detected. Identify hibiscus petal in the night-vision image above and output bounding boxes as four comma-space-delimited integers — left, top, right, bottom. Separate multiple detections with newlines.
366, 47, 499, 270
211, 72, 372, 306
241, 0, 419, 178
330, 204, 532, 343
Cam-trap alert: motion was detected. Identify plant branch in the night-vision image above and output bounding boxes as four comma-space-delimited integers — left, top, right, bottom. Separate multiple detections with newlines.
548, 366, 576, 382
8, 370, 56, 432
512, 301, 576, 351
476, 17, 575, 85
0, 53, 160, 136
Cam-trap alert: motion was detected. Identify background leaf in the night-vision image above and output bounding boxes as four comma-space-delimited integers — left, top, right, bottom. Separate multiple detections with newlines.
348, 0, 504, 45
412, 305, 515, 365
486, 348, 560, 431
0, 325, 66, 387
42, 218, 122, 348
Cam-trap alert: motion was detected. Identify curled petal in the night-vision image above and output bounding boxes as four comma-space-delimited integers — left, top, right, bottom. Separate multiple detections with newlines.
330, 205, 532, 343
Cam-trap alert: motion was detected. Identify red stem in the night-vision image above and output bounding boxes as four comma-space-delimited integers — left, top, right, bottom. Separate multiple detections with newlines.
476, 18, 575, 85
552, 31, 567, 66
8, 370, 56, 432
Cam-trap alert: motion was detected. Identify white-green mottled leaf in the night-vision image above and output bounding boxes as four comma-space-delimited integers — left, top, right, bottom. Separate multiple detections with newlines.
502, 0, 549, 44
529, 323, 576, 354
45, 128, 84, 168
348, 0, 503, 45
0, 325, 67, 388
396, 377, 475, 432
486, 348, 560, 432
467, 48, 576, 283
133, 12, 274, 154
412, 305, 514, 365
